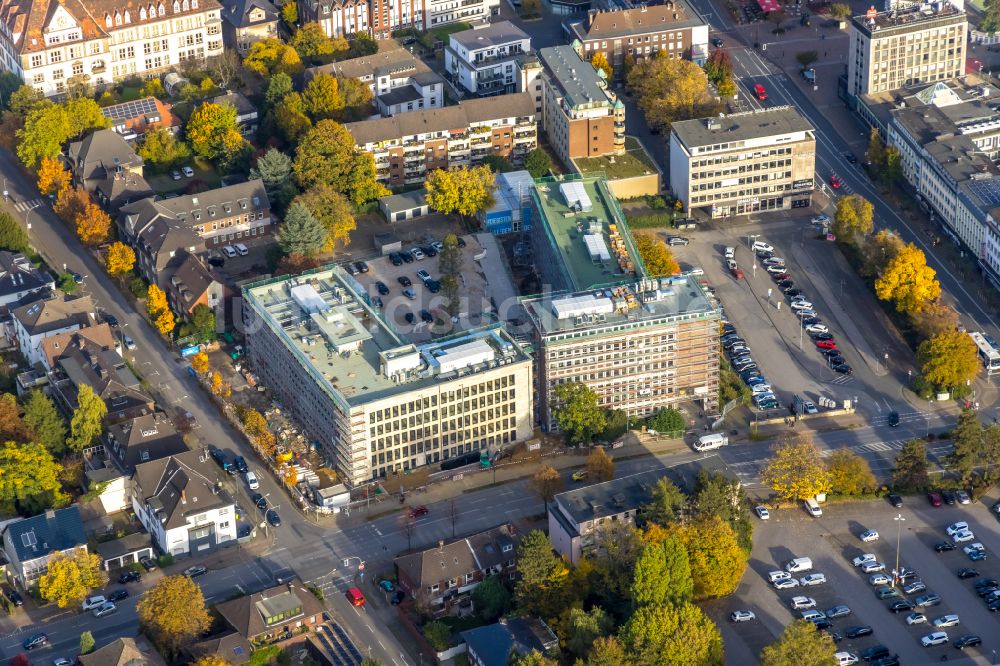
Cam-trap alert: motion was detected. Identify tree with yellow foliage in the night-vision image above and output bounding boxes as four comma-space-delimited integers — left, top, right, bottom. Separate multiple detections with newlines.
590, 52, 613, 80
54, 186, 90, 224
242, 408, 276, 456
36, 156, 70, 196
761, 432, 832, 501
137, 575, 212, 656
425, 165, 496, 218
875, 243, 941, 314
153, 309, 175, 336
284, 466, 298, 485
190, 351, 209, 375
667, 515, 748, 600
146, 284, 176, 336
75, 201, 111, 245
105, 241, 136, 277
193, 656, 231, 666
832, 194, 874, 240
39, 551, 106, 608
917, 329, 979, 390
210, 371, 232, 399
635, 234, 680, 277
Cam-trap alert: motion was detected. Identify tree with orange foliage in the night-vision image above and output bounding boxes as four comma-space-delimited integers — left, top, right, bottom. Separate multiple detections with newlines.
190, 351, 209, 375
75, 201, 111, 245
54, 187, 89, 224
210, 371, 232, 399
283, 467, 298, 485
105, 241, 135, 277
37, 156, 70, 197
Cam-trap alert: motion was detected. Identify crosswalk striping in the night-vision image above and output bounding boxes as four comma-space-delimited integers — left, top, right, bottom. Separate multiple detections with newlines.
11, 198, 44, 213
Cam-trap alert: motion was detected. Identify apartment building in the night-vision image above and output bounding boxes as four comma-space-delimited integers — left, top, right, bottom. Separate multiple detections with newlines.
219, 0, 278, 54
445, 22, 530, 98
669, 107, 816, 218
297, 0, 370, 39
522, 176, 720, 426
568, 1, 709, 75
242, 268, 534, 486
537, 45, 624, 164
0, 0, 225, 98
305, 42, 444, 116
345, 93, 536, 187
422, 0, 499, 32
847, 1, 967, 98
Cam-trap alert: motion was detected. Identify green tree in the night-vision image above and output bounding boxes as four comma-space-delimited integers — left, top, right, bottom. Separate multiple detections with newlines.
703, 49, 732, 85
631, 535, 693, 607
866, 126, 885, 168
471, 575, 510, 621
0, 440, 66, 512
893, 439, 930, 491
587, 636, 628, 666
8, 85, 47, 118
761, 433, 832, 501
590, 522, 643, 615
586, 446, 615, 482
292, 22, 348, 60
0, 72, 22, 109
565, 607, 614, 660
303, 73, 345, 121
0, 211, 29, 253
524, 147, 552, 178
17, 104, 70, 169
648, 408, 684, 435
634, 234, 680, 277
949, 408, 983, 485
511, 651, 557, 666
825, 449, 877, 496
552, 381, 606, 445
425, 165, 497, 217
482, 153, 514, 173
529, 464, 564, 513
627, 55, 718, 130
337, 76, 375, 122
69, 384, 107, 452
690, 471, 753, 552
829, 2, 851, 19
917, 329, 978, 390
137, 575, 212, 656
796, 51, 818, 69
620, 602, 724, 666
515, 529, 565, 616
138, 128, 191, 173
348, 32, 379, 58
80, 631, 95, 655
760, 619, 837, 666
883, 146, 902, 185
601, 409, 629, 441
423, 620, 452, 651
644, 476, 687, 526
276, 203, 327, 257
293, 119, 388, 204
983, 0, 1000, 34
186, 102, 249, 169
22, 390, 67, 456
832, 194, 874, 239
189, 304, 217, 342
437, 233, 465, 316
670, 515, 748, 600
265, 72, 294, 108
294, 182, 357, 250
875, 243, 941, 313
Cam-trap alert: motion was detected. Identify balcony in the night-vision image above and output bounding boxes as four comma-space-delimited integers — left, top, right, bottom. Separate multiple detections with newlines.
448, 132, 469, 141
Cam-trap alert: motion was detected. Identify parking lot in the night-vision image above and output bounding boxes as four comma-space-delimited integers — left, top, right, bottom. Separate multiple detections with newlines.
713, 496, 1000, 665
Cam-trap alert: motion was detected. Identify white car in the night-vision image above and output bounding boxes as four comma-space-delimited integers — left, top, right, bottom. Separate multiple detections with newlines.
947, 522, 970, 536
853, 553, 877, 567
768, 571, 792, 583
727, 259, 738, 271
755, 505, 770, 519
684, 267, 705, 276
801, 610, 826, 622
906, 612, 928, 625
751, 384, 772, 395
234, 242, 249, 256
766, 265, 787, 275
752, 241, 774, 253
861, 561, 885, 573
806, 324, 829, 334
859, 529, 880, 543
123, 335, 136, 351
773, 578, 800, 589
932, 614, 960, 628
952, 530, 976, 543
730, 610, 756, 623
869, 573, 891, 586
802, 400, 818, 414
796, 308, 818, 318
182, 165, 195, 178
245, 470, 259, 490
82, 595, 107, 611
763, 257, 785, 266
812, 214, 831, 226
724, 247, 735, 259
921, 631, 949, 647
963, 543, 985, 555
800, 573, 827, 586
222, 245, 238, 258
790, 300, 814, 310
834, 652, 859, 666
790, 596, 817, 610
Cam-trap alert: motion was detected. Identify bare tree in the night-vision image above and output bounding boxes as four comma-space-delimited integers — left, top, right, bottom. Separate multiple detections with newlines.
401, 513, 417, 552
212, 51, 241, 91
529, 464, 564, 514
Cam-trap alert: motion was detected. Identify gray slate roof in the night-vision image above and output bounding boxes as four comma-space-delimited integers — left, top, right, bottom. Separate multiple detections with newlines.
0, 252, 52, 301
5, 506, 86, 563
572, 1, 704, 40
13, 294, 94, 335
461, 618, 558, 666
449, 21, 529, 50
538, 45, 609, 111
132, 449, 232, 531
215, 578, 325, 640
670, 107, 814, 149
107, 412, 188, 473
67, 129, 144, 183
220, 0, 278, 28
394, 523, 519, 588
306, 42, 425, 81
379, 188, 427, 213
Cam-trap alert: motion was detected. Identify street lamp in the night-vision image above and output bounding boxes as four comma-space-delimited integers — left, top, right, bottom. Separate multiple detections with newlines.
894, 513, 905, 586
748, 233, 759, 249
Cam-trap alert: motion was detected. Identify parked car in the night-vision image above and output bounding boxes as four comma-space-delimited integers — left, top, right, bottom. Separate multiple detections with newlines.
915, 593, 942, 607
4, 587, 22, 606
921, 631, 949, 647
790, 596, 817, 610
958, 567, 980, 579
826, 605, 852, 619
887, 493, 903, 508
954, 634, 982, 649
934, 541, 956, 552
933, 614, 960, 628
184, 566, 208, 578
904, 580, 927, 594
22, 634, 47, 650
755, 505, 770, 519
887, 600, 913, 613
946, 521, 969, 536
861, 645, 890, 662
140, 556, 157, 571
801, 573, 827, 586
92, 601, 117, 618
267, 510, 281, 526
730, 610, 756, 622
108, 589, 129, 602
928, 491, 944, 507
845, 625, 873, 639
906, 612, 928, 625
666, 236, 690, 246
956, 490, 971, 504
859, 529, 880, 543
118, 570, 141, 584
182, 166, 195, 178
82, 595, 107, 611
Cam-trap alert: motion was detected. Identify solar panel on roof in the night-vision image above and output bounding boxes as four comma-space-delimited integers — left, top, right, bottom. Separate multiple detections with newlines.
101, 97, 159, 122
967, 178, 1000, 207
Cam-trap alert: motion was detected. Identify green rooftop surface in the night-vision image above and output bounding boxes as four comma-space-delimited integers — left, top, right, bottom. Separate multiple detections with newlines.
574, 137, 660, 180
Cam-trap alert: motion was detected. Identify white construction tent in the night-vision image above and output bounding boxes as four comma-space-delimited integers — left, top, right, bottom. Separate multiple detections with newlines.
560, 181, 593, 212
583, 234, 611, 261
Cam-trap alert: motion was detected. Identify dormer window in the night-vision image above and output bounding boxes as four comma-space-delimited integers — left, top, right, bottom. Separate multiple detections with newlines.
173, 0, 180, 12
114, 12, 122, 25
139, 7, 147, 19
105, 13, 112, 27
123, 9, 131, 23
182, 0, 189, 10
158, 2, 166, 14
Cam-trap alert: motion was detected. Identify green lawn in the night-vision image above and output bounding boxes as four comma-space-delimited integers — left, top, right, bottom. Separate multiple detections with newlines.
146, 157, 221, 195
575, 136, 659, 180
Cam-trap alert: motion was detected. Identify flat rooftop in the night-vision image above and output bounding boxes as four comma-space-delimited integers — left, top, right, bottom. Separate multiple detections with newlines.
671, 106, 814, 150
538, 45, 611, 111
450, 20, 529, 50
532, 176, 643, 292
851, 1, 966, 37
243, 268, 530, 408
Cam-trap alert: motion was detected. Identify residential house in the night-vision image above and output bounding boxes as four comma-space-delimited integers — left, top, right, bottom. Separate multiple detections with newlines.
210, 91, 259, 136
131, 448, 238, 556
305, 43, 444, 117
346, 93, 536, 187
462, 618, 558, 666
0, 0, 225, 98
188, 633, 253, 665
1, 506, 87, 588
106, 412, 188, 473
219, 0, 278, 54
215, 578, 325, 644
101, 96, 183, 142
49, 342, 154, 424
0, 251, 53, 311
297, 0, 370, 39
67, 128, 146, 188
445, 22, 531, 98
165, 251, 224, 321
10, 294, 95, 367
394, 523, 519, 607
38, 321, 116, 372
568, 2, 710, 75
78, 636, 167, 666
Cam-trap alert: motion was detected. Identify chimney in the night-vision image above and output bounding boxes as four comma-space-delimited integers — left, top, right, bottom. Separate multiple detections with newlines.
44, 509, 56, 520
438, 540, 445, 552
181, 490, 187, 505
587, 8, 597, 27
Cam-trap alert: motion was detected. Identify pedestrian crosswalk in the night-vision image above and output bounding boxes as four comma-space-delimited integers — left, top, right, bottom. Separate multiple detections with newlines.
11, 197, 44, 213
829, 374, 855, 385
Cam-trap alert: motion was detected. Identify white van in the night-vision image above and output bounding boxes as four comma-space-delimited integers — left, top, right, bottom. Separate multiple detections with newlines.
803, 498, 823, 517
693, 434, 729, 452
245, 470, 259, 490
785, 557, 813, 573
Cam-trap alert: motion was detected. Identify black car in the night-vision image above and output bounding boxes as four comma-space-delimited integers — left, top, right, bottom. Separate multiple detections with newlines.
888, 411, 900, 427
457, 237, 466, 247
979, 585, 1000, 598
826, 354, 845, 366
398, 276, 412, 287
404, 312, 416, 324
822, 629, 843, 643
391, 589, 405, 606
422, 245, 438, 257
266, 509, 281, 527
5, 587, 23, 606
778, 279, 794, 289
355, 261, 369, 273
233, 455, 248, 474
711, 37, 724, 47
375, 281, 390, 295
420, 309, 433, 323
389, 252, 403, 266
184, 565, 207, 578
400, 251, 414, 263
801, 317, 821, 326
426, 279, 442, 294
976, 578, 999, 590
870, 656, 899, 666
118, 570, 141, 584
208, 256, 225, 268
845, 152, 859, 165
861, 645, 891, 662
22, 633, 47, 650
887, 493, 903, 508
820, 347, 841, 357
887, 600, 913, 613
935, 541, 957, 552
958, 567, 980, 579
238, 524, 253, 538
140, 556, 158, 571
811, 332, 834, 341
251, 492, 268, 510
783, 288, 802, 298
833, 364, 853, 375
942, 489, 957, 505
813, 619, 832, 630
987, 598, 1000, 611
109, 588, 129, 602
846, 625, 873, 639
722, 324, 736, 335
954, 634, 982, 650
756, 250, 773, 259
104, 313, 119, 327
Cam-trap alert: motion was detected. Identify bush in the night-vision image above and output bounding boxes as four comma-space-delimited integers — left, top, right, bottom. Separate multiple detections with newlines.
626, 212, 679, 228
57, 273, 79, 294
648, 408, 684, 435
423, 620, 452, 651
156, 553, 175, 568
129, 276, 149, 299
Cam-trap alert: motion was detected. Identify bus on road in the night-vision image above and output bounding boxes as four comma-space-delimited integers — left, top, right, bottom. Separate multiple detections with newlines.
969, 331, 1000, 376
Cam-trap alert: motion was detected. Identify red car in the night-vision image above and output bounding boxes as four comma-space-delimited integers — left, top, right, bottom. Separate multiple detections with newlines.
408, 505, 428, 518
816, 340, 838, 350
754, 84, 768, 100
829, 175, 842, 189
731, 267, 745, 279
927, 491, 943, 507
